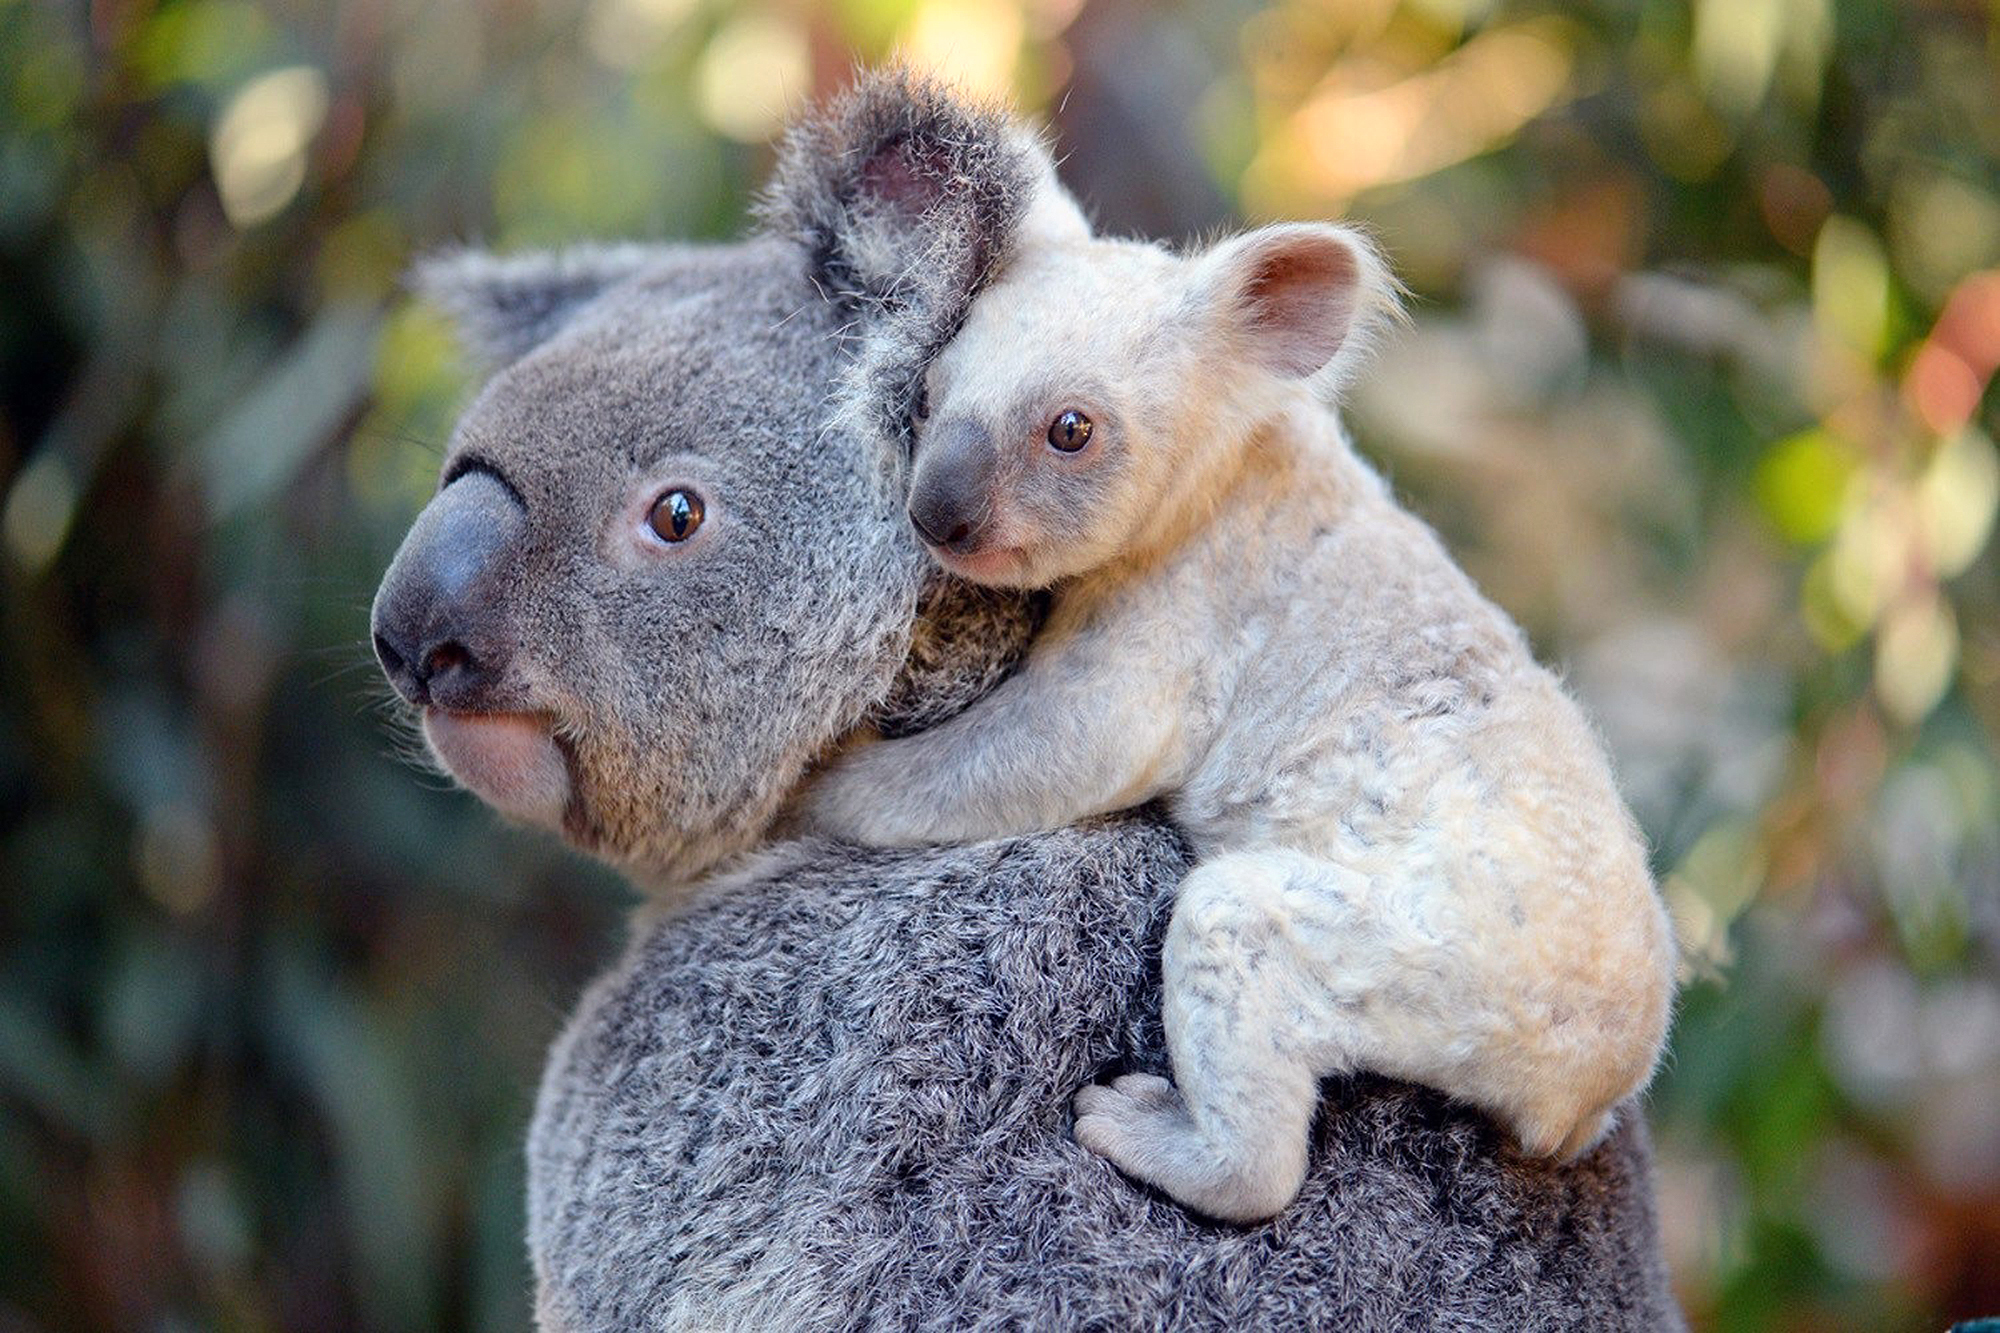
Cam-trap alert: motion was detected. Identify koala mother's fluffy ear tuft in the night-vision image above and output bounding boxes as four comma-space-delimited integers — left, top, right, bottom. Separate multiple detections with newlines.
759, 69, 1088, 461
761, 66, 1094, 322
408, 243, 669, 370
760, 68, 1037, 314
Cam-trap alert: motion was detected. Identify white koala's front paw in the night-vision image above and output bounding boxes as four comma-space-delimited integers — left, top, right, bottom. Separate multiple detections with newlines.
791, 753, 928, 848
791, 770, 871, 843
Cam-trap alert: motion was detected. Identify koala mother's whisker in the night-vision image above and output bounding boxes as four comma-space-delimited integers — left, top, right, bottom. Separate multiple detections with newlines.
355, 422, 449, 459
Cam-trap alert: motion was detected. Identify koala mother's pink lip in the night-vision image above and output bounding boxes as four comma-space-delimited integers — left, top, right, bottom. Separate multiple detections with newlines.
421, 708, 570, 829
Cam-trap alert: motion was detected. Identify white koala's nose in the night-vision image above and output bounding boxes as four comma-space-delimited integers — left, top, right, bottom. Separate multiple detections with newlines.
908, 417, 995, 552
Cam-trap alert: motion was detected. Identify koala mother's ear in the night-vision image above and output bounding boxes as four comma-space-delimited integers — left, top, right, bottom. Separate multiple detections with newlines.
1198, 223, 1402, 389
408, 243, 666, 371
759, 68, 1085, 317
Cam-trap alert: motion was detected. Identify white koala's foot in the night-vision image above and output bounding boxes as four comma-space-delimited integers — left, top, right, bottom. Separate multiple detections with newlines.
1074, 1071, 1182, 1123
1503, 1088, 1623, 1161
1073, 1073, 1196, 1187
1522, 1104, 1617, 1161
1557, 1108, 1617, 1160
1072, 1073, 1302, 1223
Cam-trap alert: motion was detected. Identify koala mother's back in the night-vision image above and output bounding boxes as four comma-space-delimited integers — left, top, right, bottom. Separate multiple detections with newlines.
529, 814, 1683, 1331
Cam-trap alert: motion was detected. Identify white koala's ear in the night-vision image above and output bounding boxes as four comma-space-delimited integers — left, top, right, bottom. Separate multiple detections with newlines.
1197, 224, 1399, 386
407, 243, 665, 369
1012, 131, 1091, 250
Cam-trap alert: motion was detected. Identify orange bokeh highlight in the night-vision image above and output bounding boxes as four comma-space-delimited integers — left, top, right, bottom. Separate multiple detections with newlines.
1905, 270, 2000, 436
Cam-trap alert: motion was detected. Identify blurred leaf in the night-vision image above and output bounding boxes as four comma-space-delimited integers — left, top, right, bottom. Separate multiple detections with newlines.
266, 949, 438, 1333
191, 306, 379, 521
1813, 217, 1893, 363
0, 994, 115, 1143
134, 1, 282, 96
102, 935, 208, 1087
1755, 428, 1857, 545
1917, 429, 1998, 579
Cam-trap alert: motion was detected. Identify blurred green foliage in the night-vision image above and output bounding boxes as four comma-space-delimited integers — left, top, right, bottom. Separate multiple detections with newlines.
1, 0, 1997, 1329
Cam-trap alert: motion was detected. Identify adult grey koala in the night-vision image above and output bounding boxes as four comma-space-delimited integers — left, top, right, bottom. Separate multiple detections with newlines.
371, 73, 1683, 1330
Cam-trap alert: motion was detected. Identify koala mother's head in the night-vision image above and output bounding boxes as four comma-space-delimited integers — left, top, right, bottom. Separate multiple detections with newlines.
371, 74, 1056, 888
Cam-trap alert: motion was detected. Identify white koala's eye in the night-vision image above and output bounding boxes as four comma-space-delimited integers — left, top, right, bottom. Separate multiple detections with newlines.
648, 489, 705, 543
1047, 409, 1093, 453
910, 381, 931, 427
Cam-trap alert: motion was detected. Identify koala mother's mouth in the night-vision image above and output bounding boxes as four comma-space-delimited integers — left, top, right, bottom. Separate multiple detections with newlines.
422, 708, 572, 830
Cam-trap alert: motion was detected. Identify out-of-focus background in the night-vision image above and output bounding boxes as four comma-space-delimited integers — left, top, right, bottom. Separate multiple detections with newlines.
2, 0, 1996, 1327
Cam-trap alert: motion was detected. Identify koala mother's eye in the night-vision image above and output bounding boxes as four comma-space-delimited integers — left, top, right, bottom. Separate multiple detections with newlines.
1047, 409, 1093, 452
648, 489, 705, 543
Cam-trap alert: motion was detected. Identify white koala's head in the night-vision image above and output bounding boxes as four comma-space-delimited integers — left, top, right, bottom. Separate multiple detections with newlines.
909, 222, 1397, 589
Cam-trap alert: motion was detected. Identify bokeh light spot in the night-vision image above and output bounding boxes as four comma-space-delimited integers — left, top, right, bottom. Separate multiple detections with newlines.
587, 0, 699, 71
1755, 428, 1856, 546
210, 65, 329, 228
1255, 16, 1575, 210
694, 15, 810, 143
1812, 215, 1892, 362
1916, 429, 1998, 579
2, 451, 79, 573
1875, 594, 1958, 724
900, 0, 1026, 98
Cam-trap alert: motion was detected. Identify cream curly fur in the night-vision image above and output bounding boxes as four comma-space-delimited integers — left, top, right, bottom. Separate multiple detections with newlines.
802, 197, 1677, 1223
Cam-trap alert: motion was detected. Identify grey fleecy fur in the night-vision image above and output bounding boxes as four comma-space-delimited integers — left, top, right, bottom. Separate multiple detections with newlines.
401, 71, 1683, 1329
533, 822, 1679, 1331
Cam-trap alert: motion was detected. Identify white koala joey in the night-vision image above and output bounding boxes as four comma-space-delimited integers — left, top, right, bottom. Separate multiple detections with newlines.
797, 187, 1679, 1224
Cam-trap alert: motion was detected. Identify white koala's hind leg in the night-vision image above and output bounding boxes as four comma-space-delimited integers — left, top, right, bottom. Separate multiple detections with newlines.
1073, 849, 1336, 1223
1073, 845, 1633, 1222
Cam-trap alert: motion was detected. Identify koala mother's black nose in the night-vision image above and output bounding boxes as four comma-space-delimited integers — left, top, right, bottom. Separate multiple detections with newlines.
372, 628, 485, 704
370, 469, 526, 711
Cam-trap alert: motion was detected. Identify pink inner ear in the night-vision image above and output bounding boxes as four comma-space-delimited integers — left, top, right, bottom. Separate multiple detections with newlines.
1240, 238, 1359, 379
858, 138, 950, 218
